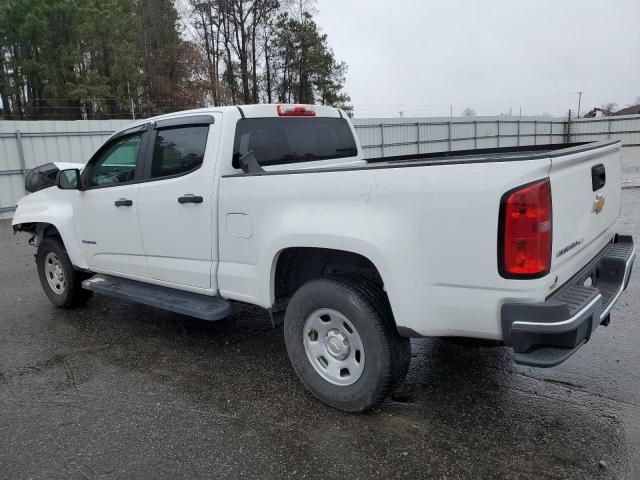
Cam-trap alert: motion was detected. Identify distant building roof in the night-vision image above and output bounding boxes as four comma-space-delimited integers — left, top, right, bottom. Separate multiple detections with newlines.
583, 107, 614, 118
615, 104, 640, 116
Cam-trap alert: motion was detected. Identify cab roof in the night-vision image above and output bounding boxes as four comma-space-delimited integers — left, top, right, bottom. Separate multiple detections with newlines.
112, 104, 345, 137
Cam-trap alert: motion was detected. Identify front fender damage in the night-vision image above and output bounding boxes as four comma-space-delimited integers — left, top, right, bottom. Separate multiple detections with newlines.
12, 222, 50, 247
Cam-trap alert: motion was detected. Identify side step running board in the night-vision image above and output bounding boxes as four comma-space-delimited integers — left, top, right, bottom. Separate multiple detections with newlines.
82, 274, 232, 321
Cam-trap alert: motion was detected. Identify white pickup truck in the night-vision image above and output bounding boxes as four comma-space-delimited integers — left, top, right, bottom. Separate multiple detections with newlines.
12, 104, 636, 412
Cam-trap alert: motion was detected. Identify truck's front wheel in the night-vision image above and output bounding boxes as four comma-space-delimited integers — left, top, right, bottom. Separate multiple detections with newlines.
36, 237, 92, 308
284, 276, 410, 412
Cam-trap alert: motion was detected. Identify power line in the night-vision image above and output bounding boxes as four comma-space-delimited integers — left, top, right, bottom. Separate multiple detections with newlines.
351, 85, 640, 110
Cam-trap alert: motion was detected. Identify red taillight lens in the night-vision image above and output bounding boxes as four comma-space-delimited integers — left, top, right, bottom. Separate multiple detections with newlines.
499, 179, 552, 278
277, 104, 316, 117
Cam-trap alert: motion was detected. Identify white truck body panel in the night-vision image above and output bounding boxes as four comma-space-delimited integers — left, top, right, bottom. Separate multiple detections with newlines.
218, 150, 620, 339
549, 143, 622, 276
13, 186, 89, 269
11, 105, 626, 340
136, 114, 223, 290
73, 183, 148, 277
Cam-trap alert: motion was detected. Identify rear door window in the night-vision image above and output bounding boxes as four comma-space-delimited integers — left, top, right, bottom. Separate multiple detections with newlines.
150, 126, 209, 179
233, 118, 357, 168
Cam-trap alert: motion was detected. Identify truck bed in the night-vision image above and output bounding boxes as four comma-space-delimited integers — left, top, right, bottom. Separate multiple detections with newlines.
366, 142, 600, 168
224, 142, 614, 178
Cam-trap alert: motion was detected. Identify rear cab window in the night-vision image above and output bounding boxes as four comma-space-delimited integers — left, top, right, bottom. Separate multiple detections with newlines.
232, 118, 358, 169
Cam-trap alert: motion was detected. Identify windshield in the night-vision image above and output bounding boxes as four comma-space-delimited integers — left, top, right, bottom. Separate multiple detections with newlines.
232, 117, 358, 168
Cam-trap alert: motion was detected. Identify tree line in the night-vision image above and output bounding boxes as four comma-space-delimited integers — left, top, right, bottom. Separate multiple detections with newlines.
0, 0, 352, 120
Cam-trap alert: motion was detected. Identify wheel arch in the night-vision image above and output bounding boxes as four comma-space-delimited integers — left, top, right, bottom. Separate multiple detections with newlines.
269, 246, 394, 326
13, 221, 62, 242
38, 222, 62, 240
13, 219, 88, 270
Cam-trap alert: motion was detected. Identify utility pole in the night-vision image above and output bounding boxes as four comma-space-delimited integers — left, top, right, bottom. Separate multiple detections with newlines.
577, 91, 582, 118
127, 82, 135, 120
449, 105, 452, 118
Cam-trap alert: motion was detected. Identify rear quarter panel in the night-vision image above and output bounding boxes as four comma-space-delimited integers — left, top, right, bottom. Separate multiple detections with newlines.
218, 157, 553, 339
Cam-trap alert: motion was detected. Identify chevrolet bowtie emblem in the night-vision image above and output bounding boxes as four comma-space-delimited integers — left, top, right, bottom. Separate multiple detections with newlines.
592, 194, 606, 214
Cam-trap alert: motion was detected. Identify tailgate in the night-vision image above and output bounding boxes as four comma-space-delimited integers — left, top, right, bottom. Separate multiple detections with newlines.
549, 142, 622, 275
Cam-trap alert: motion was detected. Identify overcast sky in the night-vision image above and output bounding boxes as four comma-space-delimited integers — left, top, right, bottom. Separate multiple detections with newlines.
315, 0, 640, 118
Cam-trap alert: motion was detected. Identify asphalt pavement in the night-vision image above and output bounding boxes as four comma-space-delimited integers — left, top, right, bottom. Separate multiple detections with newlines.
1, 180, 639, 479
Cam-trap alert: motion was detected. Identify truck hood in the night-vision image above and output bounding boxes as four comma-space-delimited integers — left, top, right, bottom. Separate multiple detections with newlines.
53, 162, 84, 170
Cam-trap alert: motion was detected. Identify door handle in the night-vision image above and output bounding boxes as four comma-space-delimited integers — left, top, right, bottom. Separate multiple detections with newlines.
114, 198, 133, 207
178, 194, 203, 204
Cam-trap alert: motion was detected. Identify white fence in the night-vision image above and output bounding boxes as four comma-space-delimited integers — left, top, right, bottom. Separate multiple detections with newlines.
355, 116, 568, 158
354, 114, 640, 158
1, 114, 639, 219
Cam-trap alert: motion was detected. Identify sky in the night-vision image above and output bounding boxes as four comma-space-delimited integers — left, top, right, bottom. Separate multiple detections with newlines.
314, 0, 640, 118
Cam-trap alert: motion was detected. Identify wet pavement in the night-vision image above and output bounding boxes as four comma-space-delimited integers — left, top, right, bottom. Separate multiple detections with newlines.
1, 180, 639, 479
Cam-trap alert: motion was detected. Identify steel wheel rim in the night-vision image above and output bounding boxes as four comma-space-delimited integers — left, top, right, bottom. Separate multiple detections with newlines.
303, 308, 365, 386
44, 252, 66, 295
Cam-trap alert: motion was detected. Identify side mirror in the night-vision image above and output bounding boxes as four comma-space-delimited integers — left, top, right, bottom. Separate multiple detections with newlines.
56, 168, 81, 190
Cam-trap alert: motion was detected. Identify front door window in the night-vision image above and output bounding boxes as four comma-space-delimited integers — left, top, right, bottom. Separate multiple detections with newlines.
83, 134, 142, 187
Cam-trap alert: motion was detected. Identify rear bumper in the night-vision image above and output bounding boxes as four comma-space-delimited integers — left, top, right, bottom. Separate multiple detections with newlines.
502, 235, 635, 367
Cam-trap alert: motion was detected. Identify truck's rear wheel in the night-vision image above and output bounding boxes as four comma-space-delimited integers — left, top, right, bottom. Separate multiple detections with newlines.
36, 237, 92, 308
284, 276, 410, 412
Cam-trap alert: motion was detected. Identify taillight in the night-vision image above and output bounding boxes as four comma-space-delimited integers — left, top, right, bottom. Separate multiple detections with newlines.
277, 104, 316, 117
499, 179, 552, 278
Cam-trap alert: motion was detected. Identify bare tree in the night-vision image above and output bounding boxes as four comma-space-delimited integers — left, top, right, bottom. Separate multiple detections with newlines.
190, 0, 279, 105
186, 0, 351, 109
462, 107, 476, 117
284, 0, 318, 21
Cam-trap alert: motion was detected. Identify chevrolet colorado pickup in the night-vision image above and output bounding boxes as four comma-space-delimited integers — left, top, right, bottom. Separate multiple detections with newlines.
12, 104, 636, 412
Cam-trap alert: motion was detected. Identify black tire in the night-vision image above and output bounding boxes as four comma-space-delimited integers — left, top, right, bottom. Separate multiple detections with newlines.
331, 273, 411, 391
283, 276, 410, 412
36, 237, 93, 308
